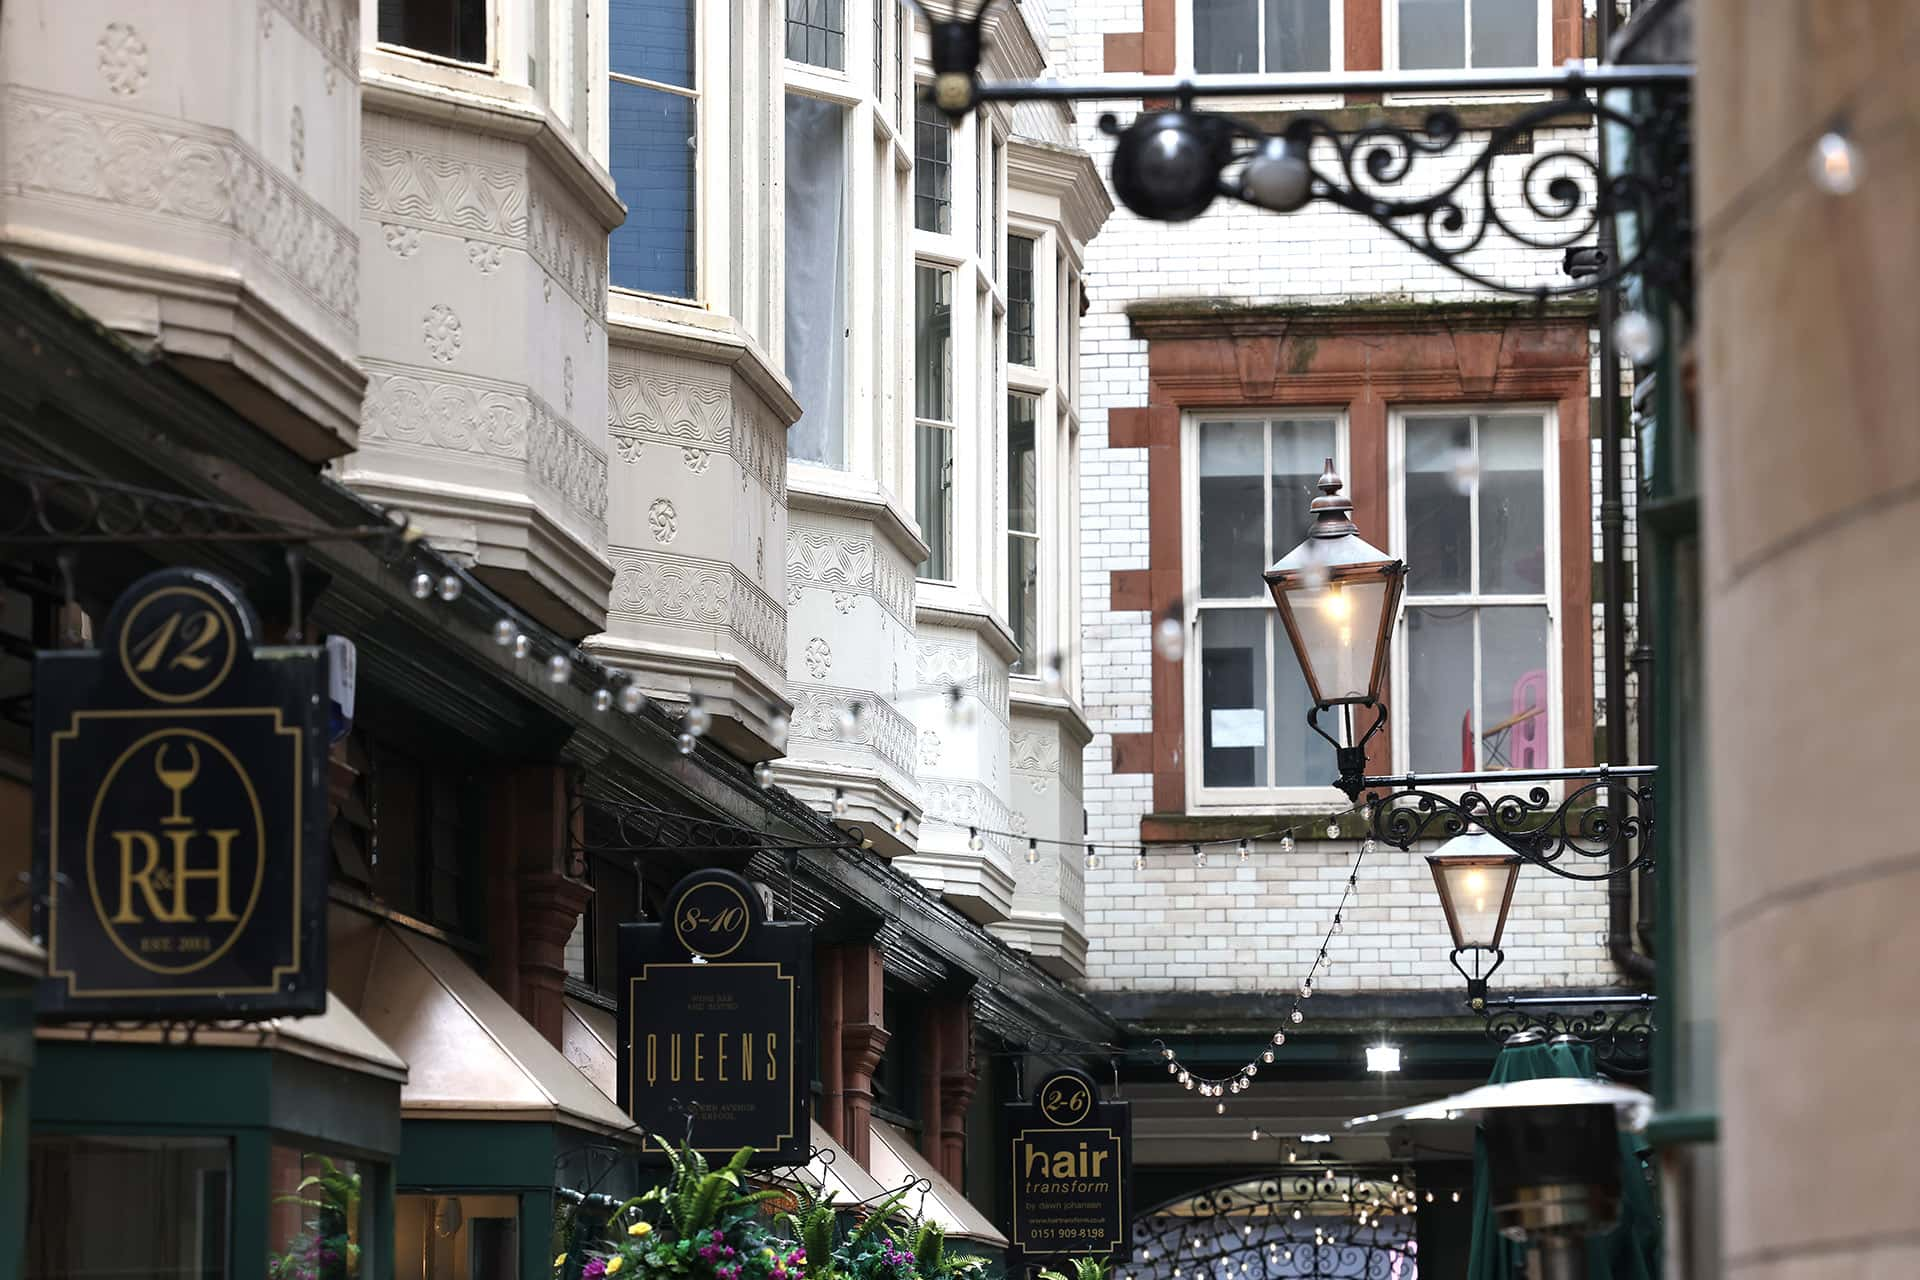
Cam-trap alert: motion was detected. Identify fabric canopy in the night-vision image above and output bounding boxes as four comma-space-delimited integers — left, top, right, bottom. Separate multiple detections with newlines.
870, 1121, 1007, 1246
1467, 1039, 1661, 1280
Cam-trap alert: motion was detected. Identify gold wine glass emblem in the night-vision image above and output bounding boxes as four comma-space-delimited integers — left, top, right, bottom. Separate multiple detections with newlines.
153, 741, 202, 827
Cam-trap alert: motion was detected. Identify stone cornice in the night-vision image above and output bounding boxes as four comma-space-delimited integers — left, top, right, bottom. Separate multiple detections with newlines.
1009, 687, 1094, 749
917, 602, 1021, 665
1007, 138, 1115, 249
361, 67, 624, 232
1126, 296, 1597, 341
606, 307, 801, 427
787, 473, 931, 568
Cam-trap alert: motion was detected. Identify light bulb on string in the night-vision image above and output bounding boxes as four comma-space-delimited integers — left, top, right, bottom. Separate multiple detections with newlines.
968, 827, 984, 852
1360, 837, 1375, 856
831, 788, 849, 818
1166, 1061, 1178, 1075
619, 683, 646, 714
547, 654, 572, 684
437, 574, 461, 602
1193, 844, 1206, 869
1811, 129, 1862, 195
892, 812, 908, 836
685, 699, 711, 737
1613, 309, 1663, 364
493, 619, 516, 646
1261, 1049, 1275, 1064
769, 707, 791, 745
676, 732, 697, 755
1332, 913, 1344, 934
838, 701, 864, 738
1154, 611, 1186, 662
1042, 653, 1064, 692
1237, 838, 1250, 863
1027, 838, 1040, 865
1271, 1031, 1286, 1046
1134, 849, 1148, 872
1327, 820, 1340, 839
593, 688, 613, 713
1085, 845, 1100, 869
410, 571, 433, 599
1300, 979, 1312, 999
512, 634, 532, 660
753, 761, 775, 788
1280, 833, 1294, 854
1162, 1046, 1175, 1060
1290, 1008, 1304, 1024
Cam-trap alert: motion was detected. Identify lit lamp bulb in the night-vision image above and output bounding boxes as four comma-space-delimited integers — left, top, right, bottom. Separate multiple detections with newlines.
1464, 867, 1489, 914
1811, 130, 1862, 195
968, 827, 984, 851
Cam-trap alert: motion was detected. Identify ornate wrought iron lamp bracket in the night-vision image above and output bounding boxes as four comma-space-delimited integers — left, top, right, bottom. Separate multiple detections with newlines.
1480, 994, 1656, 1078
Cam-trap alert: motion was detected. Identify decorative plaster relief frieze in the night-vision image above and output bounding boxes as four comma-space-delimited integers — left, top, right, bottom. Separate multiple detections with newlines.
787, 688, 918, 784
526, 394, 609, 524
916, 641, 1010, 724
96, 23, 149, 97
647, 499, 677, 544
290, 106, 305, 178
4, 89, 360, 329
262, 0, 358, 76
681, 448, 710, 474
465, 240, 504, 274
562, 356, 575, 411
919, 781, 1015, 856
607, 548, 786, 673
361, 140, 525, 241
382, 223, 421, 257
786, 529, 914, 628
526, 176, 608, 324
1010, 731, 1059, 775
606, 365, 785, 502
804, 637, 832, 680
361, 363, 527, 456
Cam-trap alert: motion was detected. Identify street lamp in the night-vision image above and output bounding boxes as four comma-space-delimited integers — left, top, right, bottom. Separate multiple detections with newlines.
1426, 831, 1522, 1009
1263, 460, 1406, 796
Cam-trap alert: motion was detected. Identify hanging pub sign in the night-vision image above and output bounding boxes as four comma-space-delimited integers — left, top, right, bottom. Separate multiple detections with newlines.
1007, 1067, 1132, 1265
618, 869, 811, 1166
32, 568, 328, 1020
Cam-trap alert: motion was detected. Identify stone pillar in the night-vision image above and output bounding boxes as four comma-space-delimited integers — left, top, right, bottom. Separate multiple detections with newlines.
1699, 3, 1920, 1273
935, 1002, 977, 1187
484, 765, 592, 1048
826, 944, 889, 1168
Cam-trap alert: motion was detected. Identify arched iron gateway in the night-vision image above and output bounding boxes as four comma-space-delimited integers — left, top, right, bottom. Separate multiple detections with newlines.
1126, 1171, 1420, 1280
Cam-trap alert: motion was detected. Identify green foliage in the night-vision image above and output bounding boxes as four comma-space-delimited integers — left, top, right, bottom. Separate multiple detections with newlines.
267, 1155, 362, 1280
1036, 1258, 1108, 1280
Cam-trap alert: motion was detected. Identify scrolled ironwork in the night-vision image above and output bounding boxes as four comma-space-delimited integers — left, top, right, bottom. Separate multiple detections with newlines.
1130, 1171, 1419, 1280
1367, 775, 1654, 881
1481, 1000, 1655, 1080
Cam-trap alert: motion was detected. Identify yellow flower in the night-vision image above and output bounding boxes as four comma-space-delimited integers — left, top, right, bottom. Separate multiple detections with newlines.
554, 1256, 567, 1269
628, 1222, 653, 1238
606, 1258, 625, 1276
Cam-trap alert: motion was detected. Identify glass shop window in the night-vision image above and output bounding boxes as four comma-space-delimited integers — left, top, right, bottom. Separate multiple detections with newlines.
267, 1148, 369, 1280
27, 1136, 232, 1279
396, 1194, 521, 1280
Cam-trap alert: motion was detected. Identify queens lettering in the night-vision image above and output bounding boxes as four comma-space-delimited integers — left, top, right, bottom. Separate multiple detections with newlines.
645, 1031, 780, 1085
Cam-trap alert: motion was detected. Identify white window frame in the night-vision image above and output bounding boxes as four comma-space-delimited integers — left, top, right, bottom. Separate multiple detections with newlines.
373, 0, 500, 73
1386, 404, 1563, 779
1181, 409, 1353, 811
605, 0, 720, 306
913, 259, 959, 584
1381, 0, 1552, 82
1175, 0, 1346, 108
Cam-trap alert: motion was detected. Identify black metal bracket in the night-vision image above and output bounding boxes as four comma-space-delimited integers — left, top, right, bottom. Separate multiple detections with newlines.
1363, 763, 1656, 881
1478, 994, 1655, 1079
1449, 946, 1504, 1010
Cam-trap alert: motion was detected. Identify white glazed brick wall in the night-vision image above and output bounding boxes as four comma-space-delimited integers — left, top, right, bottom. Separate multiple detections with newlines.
1066, 17, 1628, 993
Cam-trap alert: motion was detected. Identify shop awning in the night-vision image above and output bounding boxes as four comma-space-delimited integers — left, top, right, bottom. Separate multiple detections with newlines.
35, 990, 408, 1081
0, 917, 44, 980
870, 1121, 1007, 1246
331, 912, 631, 1134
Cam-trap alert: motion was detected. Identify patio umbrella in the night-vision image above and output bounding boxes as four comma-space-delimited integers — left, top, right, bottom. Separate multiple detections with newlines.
1466, 1033, 1661, 1280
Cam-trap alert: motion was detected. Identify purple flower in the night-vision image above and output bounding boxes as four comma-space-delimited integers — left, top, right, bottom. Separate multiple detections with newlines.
583, 1261, 608, 1280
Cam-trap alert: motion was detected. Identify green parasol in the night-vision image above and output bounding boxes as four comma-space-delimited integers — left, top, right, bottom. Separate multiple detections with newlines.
1465, 1033, 1661, 1280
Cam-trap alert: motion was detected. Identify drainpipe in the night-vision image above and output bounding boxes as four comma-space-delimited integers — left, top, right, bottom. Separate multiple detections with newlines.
1632, 407, 1658, 958
1596, 0, 1655, 987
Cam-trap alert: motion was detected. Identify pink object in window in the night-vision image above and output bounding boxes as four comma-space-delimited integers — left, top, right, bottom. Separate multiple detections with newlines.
1510, 669, 1550, 769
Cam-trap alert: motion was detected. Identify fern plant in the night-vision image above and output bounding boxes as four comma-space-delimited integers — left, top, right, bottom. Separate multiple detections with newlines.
1036, 1258, 1109, 1280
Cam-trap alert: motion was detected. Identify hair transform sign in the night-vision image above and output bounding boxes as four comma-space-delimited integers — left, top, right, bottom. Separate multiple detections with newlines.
1008, 1067, 1133, 1264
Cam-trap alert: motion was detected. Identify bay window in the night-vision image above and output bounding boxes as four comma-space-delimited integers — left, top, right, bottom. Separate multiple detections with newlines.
1188, 414, 1344, 798
1008, 394, 1040, 671
1007, 235, 1036, 366
784, 94, 850, 466
1397, 410, 1555, 772
1394, 0, 1542, 69
609, 0, 698, 298
915, 264, 954, 580
1190, 0, 1334, 74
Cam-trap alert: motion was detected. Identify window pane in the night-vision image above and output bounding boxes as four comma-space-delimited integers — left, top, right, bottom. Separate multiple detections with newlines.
380, 0, 488, 63
1201, 609, 1269, 788
784, 95, 849, 465
1009, 394, 1039, 534
786, 0, 845, 68
1271, 417, 1338, 555
396, 1194, 521, 1280
609, 81, 696, 298
917, 423, 952, 580
873, 0, 884, 96
1405, 415, 1472, 594
610, 0, 692, 87
1271, 630, 1324, 787
1399, 0, 1465, 68
1198, 421, 1266, 599
1406, 606, 1474, 771
1009, 534, 1038, 672
1479, 414, 1546, 593
1194, 0, 1258, 72
914, 265, 951, 422
28, 1137, 231, 1279
1479, 605, 1550, 770
1007, 235, 1036, 365
269, 1148, 367, 1280
1471, 0, 1537, 67
1265, 0, 1331, 72
914, 98, 952, 233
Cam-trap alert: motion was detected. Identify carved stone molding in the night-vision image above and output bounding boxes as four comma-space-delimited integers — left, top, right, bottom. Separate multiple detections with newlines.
607, 363, 786, 501
920, 780, 1016, 857
527, 393, 609, 524
527, 173, 608, 324
787, 526, 915, 628
360, 138, 526, 243
262, 0, 358, 76
606, 547, 786, 673
916, 640, 1011, 724
361, 362, 528, 456
787, 688, 918, 785
4, 88, 359, 329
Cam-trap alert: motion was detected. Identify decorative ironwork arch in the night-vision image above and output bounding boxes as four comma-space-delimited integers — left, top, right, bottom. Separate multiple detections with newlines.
1127, 1171, 1419, 1280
